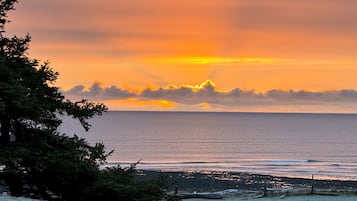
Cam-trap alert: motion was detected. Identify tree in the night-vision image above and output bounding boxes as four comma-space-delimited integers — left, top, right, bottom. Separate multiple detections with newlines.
0, 0, 106, 197
0, 0, 106, 144
0, 1, 166, 200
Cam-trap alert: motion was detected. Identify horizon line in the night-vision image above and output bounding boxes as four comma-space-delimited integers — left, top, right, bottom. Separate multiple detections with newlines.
105, 110, 357, 115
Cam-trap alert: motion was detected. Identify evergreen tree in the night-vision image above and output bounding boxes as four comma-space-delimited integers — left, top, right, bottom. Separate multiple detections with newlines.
0, 1, 166, 200
0, 0, 106, 145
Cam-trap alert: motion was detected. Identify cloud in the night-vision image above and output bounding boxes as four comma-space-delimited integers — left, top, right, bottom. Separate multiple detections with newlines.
65, 82, 136, 99
63, 81, 357, 112
230, 0, 357, 35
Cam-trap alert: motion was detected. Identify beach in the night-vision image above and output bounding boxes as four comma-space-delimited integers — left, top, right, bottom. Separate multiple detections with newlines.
139, 170, 357, 192
1, 169, 357, 200
138, 170, 357, 200
0, 196, 38, 201
186, 195, 357, 201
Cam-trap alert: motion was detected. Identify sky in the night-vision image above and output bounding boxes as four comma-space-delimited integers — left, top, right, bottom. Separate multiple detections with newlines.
5, 0, 357, 113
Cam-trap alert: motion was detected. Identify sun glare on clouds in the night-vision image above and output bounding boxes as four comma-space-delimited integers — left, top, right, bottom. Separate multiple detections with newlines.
63, 80, 357, 113
105, 98, 176, 110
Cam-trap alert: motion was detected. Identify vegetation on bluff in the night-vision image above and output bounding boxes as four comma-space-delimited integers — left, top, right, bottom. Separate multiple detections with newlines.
0, 1, 166, 200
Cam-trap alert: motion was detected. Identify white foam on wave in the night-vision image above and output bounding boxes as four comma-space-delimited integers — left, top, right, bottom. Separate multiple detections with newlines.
103, 158, 357, 181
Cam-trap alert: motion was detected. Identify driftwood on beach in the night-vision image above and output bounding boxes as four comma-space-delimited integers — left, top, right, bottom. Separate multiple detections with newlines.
173, 188, 355, 200
175, 193, 224, 199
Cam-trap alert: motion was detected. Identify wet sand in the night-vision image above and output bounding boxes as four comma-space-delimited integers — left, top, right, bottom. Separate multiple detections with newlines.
0, 195, 38, 201
138, 170, 357, 193
1, 170, 357, 200
138, 170, 357, 200
186, 195, 357, 201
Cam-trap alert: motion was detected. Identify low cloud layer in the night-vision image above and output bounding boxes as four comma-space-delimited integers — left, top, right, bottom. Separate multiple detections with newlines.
64, 81, 357, 111
66, 83, 135, 99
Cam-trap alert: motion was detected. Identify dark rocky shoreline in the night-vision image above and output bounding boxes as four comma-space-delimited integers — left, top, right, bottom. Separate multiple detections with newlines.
137, 170, 357, 194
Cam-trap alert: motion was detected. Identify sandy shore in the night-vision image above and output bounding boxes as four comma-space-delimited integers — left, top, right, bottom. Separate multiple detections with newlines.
0, 195, 38, 201
138, 170, 357, 200
1, 170, 357, 200
186, 195, 357, 201
138, 170, 357, 192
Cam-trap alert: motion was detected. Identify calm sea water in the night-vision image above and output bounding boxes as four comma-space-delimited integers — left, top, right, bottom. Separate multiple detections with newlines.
60, 111, 357, 180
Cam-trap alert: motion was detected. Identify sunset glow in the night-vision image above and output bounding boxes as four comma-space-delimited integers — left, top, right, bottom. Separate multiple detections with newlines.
182, 80, 216, 91
6, 0, 357, 112
148, 57, 282, 65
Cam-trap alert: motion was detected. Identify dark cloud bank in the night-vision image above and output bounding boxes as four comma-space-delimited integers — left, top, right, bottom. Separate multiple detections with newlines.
64, 82, 357, 108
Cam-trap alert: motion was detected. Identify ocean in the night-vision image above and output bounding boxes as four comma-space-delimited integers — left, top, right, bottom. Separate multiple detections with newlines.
60, 111, 357, 180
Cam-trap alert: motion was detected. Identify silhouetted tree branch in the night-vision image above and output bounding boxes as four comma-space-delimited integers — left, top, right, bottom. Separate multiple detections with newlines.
0, 1, 166, 200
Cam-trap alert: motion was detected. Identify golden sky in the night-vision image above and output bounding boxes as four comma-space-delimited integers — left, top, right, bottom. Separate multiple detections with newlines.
5, 0, 357, 112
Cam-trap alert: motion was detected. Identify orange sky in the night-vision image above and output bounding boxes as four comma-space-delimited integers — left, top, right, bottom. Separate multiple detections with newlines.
5, 0, 357, 112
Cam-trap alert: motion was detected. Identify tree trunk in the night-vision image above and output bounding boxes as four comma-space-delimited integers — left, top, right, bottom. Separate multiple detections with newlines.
14, 119, 22, 142
0, 116, 10, 145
